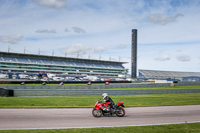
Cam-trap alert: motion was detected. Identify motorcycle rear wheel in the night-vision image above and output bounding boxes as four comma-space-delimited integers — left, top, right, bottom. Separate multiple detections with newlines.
116, 107, 125, 117
92, 108, 102, 117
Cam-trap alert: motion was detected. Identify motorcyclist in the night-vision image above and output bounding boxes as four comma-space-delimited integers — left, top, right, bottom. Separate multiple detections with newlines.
102, 93, 117, 110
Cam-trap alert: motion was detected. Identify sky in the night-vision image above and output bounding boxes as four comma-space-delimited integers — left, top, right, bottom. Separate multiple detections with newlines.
0, 0, 200, 74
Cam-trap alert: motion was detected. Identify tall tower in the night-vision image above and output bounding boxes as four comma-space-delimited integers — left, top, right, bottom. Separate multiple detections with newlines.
131, 29, 137, 79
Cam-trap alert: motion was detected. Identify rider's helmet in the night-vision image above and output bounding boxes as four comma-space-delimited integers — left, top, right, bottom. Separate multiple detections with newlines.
102, 93, 108, 99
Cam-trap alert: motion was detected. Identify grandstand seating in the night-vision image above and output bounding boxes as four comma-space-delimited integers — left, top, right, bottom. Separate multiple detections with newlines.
85, 63, 94, 67
17, 57, 30, 63
63, 61, 74, 66
0, 52, 126, 78
139, 69, 200, 80
29, 58, 42, 64
0, 55, 124, 69
53, 60, 65, 65
95, 63, 103, 68
75, 62, 85, 66
41, 59, 53, 64
2, 56, 16, 62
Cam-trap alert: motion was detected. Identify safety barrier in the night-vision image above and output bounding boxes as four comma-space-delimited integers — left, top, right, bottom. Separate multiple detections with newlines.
13, 89, 200, 97
0, 81, 200, 97
1, 81, 200, 90
0, 88, 14, 97
0, 83, 171, 90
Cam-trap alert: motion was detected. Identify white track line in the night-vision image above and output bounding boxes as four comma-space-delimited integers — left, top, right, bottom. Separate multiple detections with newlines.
1, 121, 200, 130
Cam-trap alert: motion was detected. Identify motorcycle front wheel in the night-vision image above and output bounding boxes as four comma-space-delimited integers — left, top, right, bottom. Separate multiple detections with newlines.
92, 108, 102, 117
116, 107, 125, 117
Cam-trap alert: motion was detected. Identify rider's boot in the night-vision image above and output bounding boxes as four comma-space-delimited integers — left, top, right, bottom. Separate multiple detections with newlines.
112, 105, 117, 113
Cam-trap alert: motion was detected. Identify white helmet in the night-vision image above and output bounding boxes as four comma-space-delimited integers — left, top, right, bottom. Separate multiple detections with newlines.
102, 93, 108, 99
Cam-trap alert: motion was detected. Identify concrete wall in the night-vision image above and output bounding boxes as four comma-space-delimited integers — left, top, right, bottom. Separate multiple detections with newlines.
0, 83, 171, 90
0, 82, 200, 97
13, 89, 200, 97
1, 82, 200, 90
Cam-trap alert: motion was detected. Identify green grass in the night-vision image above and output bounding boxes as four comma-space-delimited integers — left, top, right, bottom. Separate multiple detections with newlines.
0, 93, 199, 108
1, 123, 200, 133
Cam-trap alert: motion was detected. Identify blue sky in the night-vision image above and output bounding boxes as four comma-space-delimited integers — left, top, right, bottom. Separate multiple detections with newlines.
0, 0, 200, 73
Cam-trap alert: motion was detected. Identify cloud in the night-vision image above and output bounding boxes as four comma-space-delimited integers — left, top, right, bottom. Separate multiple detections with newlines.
72, 27, 86, 33
63, 44, 106, 56
155, 55, 170, 61
176, 50, 182, 52
33, 0, 67, 8
148, 13, 184, 25
65, 27, 86, 33
116, 44, 127, 49
92, 46, 106, 53
0, 35, 23, 44
35, 29, 56, 33
176, 54, 191, 62
65, 28, 71, 32
63, 44, 90, 55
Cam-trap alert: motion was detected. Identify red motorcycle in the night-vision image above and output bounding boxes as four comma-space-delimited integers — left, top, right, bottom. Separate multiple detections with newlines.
92, 99, 125, 117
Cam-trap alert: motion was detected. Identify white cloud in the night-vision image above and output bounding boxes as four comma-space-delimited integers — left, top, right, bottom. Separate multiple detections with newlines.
72, 27, 86, 33
176, 54, 191, 62
63, 44, 90, 55
92, 46, 106, 53
0, 35, 23, 44
155, 55, 170, 61
65, 27, 86, 33
148, 13, 184, 25
33, 0, 67, 8
64, 28, 70, 32
35, 29, 56, 33
176, 50, 182, 52
62, 44, 106, 57
116, 44, 127, 49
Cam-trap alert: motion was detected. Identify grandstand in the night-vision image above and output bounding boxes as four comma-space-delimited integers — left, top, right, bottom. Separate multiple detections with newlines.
0, 51, 127, 80
139, 69, 200, 81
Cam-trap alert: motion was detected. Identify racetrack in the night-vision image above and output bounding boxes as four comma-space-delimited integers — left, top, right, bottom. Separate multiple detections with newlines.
0, 105, 200, 130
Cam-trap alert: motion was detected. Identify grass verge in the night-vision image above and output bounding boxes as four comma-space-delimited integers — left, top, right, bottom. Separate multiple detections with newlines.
0, 123, 200, 133
0, 93, 200, 108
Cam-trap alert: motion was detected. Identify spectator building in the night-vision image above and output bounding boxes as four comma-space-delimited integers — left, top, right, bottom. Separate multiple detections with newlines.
0, 51, 128, 80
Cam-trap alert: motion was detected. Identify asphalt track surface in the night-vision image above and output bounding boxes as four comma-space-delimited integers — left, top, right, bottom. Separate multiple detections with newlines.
0, 105, 200, 130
